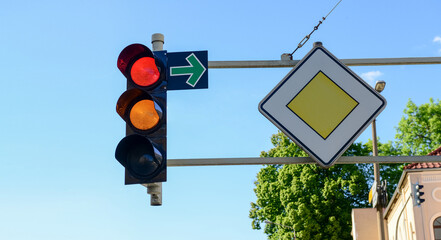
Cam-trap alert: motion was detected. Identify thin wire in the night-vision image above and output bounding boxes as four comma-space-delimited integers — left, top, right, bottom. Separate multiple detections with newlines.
325, 0, 343, 19
290, 0, 343, 56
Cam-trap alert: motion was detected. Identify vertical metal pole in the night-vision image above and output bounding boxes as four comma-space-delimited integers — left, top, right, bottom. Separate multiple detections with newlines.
144, 33, 165, 206
152, 33, 165, 51
372, 119, 386, 240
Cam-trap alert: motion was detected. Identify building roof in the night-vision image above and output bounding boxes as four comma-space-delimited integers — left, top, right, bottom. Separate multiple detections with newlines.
403, 146, 441, 170
404, 162, 441, 169
428, 146, 441, 156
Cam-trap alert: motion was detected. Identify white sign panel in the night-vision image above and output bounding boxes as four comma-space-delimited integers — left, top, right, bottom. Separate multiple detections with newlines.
259, 45, 386, 168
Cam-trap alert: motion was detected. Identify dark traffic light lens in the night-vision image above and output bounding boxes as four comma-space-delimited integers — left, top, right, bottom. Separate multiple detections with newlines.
126, 140, 162, 178
130, 57, 160, 87
129, 153, 159, 177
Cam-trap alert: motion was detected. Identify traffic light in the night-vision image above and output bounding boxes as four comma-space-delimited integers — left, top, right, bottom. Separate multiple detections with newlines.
115, 43, 167, 184
412, 183, 425, 206
379, 180, 388, 208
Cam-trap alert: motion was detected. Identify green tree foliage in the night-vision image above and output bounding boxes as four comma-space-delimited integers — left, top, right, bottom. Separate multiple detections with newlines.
250, 132, 371, 240
396, 98, 441, 155
250, 98, 441, 239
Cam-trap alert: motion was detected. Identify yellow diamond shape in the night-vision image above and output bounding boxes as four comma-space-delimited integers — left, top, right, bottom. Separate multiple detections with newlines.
287, 71, 358, 139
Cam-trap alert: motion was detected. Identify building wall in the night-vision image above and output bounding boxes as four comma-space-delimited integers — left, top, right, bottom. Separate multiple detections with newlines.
352, 208, 379, 240
413, 171, 441, 240
386, 176, 415, 240
385, 169, 441, 240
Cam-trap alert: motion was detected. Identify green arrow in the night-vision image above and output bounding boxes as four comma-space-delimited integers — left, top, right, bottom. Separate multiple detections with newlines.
170, 53, 206, 87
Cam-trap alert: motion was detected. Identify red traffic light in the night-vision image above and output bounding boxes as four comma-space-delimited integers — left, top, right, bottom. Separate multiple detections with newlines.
117, 44, 164, 89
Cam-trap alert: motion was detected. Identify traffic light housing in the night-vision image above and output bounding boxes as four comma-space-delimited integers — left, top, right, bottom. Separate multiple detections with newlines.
379, 180, 388, 208
115, 43, 167, 185
412, 183, 425, 206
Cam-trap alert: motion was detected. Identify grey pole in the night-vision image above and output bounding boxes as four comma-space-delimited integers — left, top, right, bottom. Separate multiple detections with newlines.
372, 82, 386, 240
143, 33, 165, 206
372, 119, 386, 240
151, 33, 164, 52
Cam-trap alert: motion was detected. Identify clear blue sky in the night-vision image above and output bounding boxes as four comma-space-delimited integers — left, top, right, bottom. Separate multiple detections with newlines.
1, 0, 440, 239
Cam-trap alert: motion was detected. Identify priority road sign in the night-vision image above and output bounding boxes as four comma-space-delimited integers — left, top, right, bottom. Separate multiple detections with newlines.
259, 44, 386, 168
168, 51, 208, 90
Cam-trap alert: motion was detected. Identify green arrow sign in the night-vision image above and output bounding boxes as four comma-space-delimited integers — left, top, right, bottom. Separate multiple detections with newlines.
170, 53, 207, 87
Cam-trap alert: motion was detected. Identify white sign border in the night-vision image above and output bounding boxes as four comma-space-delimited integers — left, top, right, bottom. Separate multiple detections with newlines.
259, 46, 387, 168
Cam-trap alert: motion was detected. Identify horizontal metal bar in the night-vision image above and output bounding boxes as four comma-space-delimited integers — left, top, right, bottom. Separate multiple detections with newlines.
168, 156, 441, 167
208, 60, 300, 69
342, 57, 441, 66
208, 57, 441, 69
